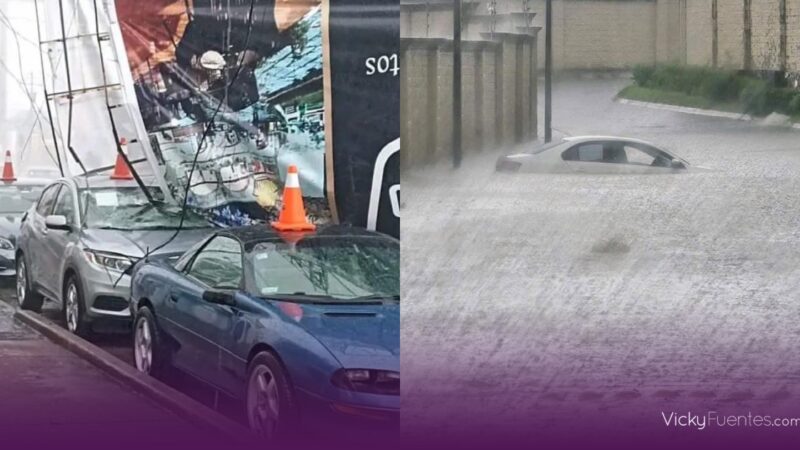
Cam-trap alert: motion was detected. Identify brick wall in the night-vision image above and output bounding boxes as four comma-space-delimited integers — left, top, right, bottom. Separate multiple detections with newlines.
717, 0, 745, 68
403, 1, 800, 73
435, 47, 454, 162
481, 46, 498, 148
751, 0, 782, 70
789, 0, 800, 73
558, 0, 658, 69
656, 0, 687, 63
400, 36, 538, 167
686, 0, 713, 65
400, 44, 433, 167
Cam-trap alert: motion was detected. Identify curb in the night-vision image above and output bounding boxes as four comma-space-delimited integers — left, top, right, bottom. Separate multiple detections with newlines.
617, 98, 754, 122
13, 307, 252, 444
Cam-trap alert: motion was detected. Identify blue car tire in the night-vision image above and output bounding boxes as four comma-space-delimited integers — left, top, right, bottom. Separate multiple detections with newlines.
246, 351, 298, 440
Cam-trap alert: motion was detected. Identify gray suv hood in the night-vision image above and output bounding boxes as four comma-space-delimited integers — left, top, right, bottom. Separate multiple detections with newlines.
81, 227, 213, 258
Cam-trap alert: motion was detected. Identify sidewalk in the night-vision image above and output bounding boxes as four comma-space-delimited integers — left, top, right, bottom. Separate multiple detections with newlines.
0, 301, 228, 450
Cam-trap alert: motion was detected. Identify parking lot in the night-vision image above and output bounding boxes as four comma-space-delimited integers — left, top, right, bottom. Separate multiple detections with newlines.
402, 76, 800, 439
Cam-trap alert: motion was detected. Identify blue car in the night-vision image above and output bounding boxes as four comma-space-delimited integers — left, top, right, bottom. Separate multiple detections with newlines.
129, 224, 399, 439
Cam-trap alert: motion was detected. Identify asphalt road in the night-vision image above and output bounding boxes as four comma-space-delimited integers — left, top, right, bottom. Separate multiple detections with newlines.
402, 76, 800, 440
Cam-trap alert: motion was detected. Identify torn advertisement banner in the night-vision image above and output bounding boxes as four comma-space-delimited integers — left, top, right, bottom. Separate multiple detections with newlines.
115, 0, 399, 236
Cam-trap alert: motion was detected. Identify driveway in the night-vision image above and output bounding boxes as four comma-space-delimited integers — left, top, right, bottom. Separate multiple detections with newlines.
401, 76, 800, 444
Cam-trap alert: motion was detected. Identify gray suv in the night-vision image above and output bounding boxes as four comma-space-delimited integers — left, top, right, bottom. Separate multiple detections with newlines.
16, 175, 213, 336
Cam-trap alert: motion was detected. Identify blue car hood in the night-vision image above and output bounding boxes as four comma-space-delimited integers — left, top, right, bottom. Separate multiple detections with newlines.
290, 302, 400, 371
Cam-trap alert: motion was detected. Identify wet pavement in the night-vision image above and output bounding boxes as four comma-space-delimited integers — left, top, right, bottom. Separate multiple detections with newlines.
0, 281, 245, 424
402, 76, 800, 439
0, 297, 225, 449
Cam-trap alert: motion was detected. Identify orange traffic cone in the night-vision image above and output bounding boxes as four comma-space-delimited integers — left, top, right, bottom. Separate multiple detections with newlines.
2, 150, 16, 183
271, 165, 316, 232
110, 138, 134, 180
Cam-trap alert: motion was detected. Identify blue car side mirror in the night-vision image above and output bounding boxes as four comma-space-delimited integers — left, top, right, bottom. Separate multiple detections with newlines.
202, 290, 236, 307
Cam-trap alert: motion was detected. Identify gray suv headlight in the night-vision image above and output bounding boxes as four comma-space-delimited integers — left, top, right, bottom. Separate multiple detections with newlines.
0, 238, 13, 251
83, 249, 133, 272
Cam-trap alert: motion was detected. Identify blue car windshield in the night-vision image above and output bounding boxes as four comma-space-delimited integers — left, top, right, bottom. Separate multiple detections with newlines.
80, 187, 209, 230
250, 236, 399, 301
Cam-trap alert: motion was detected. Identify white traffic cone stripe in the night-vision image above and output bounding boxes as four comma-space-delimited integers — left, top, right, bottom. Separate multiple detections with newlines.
285, 172, 300, 189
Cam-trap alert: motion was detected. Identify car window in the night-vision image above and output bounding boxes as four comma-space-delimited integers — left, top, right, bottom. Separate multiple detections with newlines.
0, 185, 45, 215
52, 186, 76, 224
36, 185, 61, 216
563, 143, 604, 162
624, 142, 678, 167
187, 236, 243, 289
624, 145, 657, 166
174, 237, 211, 271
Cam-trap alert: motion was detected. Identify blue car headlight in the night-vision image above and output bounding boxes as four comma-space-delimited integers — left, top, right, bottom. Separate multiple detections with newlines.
0, 237, 13, 251
83, 249, 133, 273
331, 369, 400, 396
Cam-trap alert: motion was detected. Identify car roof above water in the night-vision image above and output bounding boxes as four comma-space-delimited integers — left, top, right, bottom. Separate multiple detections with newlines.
562, 135, 662, 147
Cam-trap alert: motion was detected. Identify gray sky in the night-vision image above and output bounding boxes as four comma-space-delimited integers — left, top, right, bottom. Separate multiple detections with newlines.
0, 0, 60, 173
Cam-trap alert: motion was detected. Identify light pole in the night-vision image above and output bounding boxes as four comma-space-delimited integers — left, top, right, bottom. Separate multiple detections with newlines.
544, 0, 553, 142
453, 0, 462, 168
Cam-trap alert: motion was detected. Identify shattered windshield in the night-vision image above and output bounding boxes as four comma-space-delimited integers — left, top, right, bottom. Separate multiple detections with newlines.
80, 187, 210, 230
250, 236, 399, 302
0, 184, 45, 215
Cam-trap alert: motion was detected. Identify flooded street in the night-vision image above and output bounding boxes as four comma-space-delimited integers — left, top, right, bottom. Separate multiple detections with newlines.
401, 76, 800, 438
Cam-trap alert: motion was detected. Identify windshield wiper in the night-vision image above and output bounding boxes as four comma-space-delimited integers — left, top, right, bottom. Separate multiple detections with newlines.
258, 293, 384, 305
349, 294, 400, 302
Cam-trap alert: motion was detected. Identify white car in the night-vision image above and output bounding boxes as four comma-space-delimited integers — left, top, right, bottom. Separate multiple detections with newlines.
496, 136, 693, 174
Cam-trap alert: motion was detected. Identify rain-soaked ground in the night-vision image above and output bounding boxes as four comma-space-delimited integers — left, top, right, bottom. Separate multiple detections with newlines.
401, 76, 800, 439
0, 296, 222, 448
0, 281, 245, 422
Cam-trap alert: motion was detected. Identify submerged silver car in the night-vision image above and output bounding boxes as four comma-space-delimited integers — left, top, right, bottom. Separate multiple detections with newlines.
15, 175, 213, 336
496, 136, 696, 174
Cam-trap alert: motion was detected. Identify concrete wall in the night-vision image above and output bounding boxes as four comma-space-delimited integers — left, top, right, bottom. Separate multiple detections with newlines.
400, 37, 538, 167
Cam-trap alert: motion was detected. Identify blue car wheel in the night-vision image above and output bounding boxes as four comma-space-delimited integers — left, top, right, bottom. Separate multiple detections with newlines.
246, 351, 298, 440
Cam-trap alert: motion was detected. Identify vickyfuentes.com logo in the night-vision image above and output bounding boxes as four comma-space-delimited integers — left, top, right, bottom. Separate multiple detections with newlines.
662, 411, 800, 430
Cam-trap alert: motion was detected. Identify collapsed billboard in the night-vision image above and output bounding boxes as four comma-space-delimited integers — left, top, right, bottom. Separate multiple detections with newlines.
114, 0, 399, 236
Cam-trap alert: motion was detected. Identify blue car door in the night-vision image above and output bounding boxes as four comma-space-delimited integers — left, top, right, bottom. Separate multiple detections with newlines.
169, 236, 244, 394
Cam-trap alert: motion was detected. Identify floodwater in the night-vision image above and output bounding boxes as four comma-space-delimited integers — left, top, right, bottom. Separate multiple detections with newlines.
401, 76, 800, 439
